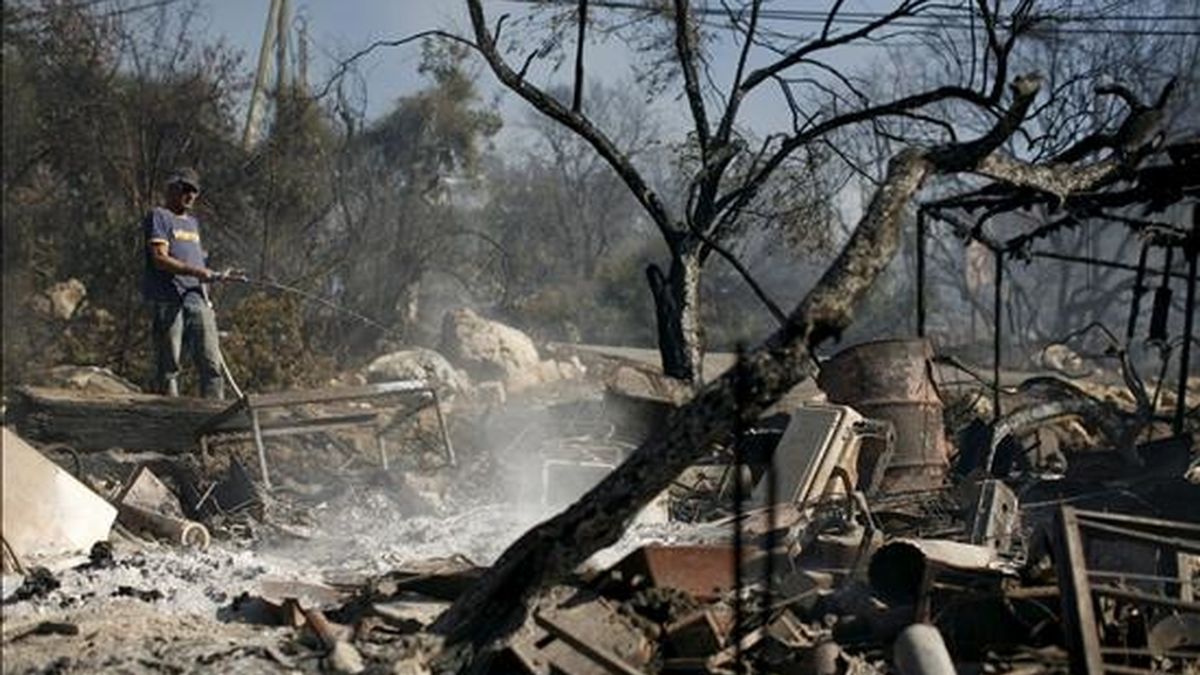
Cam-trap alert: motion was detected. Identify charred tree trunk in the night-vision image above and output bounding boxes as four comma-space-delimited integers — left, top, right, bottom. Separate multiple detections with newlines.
646, 241, 704, 384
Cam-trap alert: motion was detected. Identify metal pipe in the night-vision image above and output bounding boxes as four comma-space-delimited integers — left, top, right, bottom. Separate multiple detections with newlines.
868, 538, 1001, 605
1028, 250, 1190, 281
893, 623, 957, 675
1175, 205, 1197, 435
116, 503, 210, 550
993, 252, 1003, 424
431, 389, 457, 467
251, 409, 272, 490
1125, 243, 1150, 344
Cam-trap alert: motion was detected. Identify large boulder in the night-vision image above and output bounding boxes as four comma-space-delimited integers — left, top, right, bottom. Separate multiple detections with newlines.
29, 278, 87, 320
362, 347, 471, 397
440, 308, 541, 386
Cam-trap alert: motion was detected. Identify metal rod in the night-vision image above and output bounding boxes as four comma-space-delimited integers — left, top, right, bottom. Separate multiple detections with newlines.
732, 427, 745, 673
378, 432, 388, 471
1075, 508, 1200, 533
917, 209, 927, 337
758, 437, 777, 673
251, 408, 272, 490
1028, 249, 1190, 281
993, 251, 1003, 424
1175, 206, 1197, 435
1125, 243, 1150, 345
1054, 506, 1104, 675
1091, 585, 1200, 612
1076, 519, 1200, 554
431, 390, 456, 467
1087, 569, 1198, 585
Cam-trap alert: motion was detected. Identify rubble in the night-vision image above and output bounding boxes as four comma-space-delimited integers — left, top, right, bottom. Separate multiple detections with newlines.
0, 332, 1195, 674
1, 427, 116, 569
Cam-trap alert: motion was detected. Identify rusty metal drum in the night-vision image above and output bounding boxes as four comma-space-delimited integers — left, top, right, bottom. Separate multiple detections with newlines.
817, 338, 950, 492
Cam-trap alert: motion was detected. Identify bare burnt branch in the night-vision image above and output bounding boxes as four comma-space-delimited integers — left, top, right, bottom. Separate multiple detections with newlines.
712, 82, 993, 220
465, 0, 677, 238
821, 0, 847, 41
796, 57, 870, 106
313, 30, 476, 103
711, 0, 759, 145
1096, 82, 1146, 112
739, 0, 927, 94
673, 0, 711, 153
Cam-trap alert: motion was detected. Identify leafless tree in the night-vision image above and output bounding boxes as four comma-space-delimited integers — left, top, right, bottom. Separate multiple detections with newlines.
464, 0, 1025, 385
416, 3, 1185, 669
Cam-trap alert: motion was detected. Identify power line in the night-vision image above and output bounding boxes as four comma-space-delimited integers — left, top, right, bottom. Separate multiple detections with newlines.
501, 0, 1200, 37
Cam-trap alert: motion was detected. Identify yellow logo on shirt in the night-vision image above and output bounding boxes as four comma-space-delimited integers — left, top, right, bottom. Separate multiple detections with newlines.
173, 229, 200, 242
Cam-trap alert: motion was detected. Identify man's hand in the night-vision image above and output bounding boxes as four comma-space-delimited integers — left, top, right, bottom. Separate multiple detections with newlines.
150, 241, 216, 281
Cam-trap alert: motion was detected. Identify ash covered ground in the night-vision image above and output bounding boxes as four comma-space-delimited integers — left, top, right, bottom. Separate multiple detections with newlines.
0, 384, 703, 674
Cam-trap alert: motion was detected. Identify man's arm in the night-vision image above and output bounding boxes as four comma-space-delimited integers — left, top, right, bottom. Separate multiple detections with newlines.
148, 241, 214, 281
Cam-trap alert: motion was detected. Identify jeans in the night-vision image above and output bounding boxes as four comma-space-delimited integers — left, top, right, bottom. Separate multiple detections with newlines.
152, 292, 224, 399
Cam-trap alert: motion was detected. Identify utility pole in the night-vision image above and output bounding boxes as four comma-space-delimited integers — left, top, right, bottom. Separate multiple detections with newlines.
275, 0, 290, 96
242, 0, 282, 150
297, 15, 309, 93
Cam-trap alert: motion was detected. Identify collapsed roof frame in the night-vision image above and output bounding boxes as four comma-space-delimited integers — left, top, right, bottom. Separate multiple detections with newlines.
913, 137, 1199, 435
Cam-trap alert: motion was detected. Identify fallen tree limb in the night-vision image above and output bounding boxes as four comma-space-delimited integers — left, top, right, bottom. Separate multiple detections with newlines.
10, 387, 227, 452
427, 76, 1062, 672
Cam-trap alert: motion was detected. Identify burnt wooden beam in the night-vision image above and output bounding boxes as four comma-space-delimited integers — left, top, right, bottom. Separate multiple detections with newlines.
10, 387, 227, 453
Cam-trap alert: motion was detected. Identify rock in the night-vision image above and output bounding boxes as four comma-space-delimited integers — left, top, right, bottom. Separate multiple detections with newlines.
605, 365, 694, 405
41, 279, 87, 320
324, 641, 365, 674
392, 657, 432, 675
532, 359, 586, 386
38, 365, 141, 394
440, 308, 540, 388
1038, 343, 1089, 376
362, 347, 470, 397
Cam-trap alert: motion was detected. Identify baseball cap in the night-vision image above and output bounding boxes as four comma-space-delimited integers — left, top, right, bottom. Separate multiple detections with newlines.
167, 168, 201, 191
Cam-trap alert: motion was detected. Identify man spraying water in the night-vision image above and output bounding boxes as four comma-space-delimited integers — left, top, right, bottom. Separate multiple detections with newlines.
142, 168, 226, 399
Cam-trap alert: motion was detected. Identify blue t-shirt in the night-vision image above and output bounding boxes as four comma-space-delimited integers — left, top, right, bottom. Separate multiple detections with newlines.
143, 207, 207, 302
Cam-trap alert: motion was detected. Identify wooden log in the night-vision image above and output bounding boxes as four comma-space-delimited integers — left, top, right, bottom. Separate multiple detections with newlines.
9, 386, 228, 453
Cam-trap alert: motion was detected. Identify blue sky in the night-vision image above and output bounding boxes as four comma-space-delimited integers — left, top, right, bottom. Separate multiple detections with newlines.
202, 2, 476, 118
197, 0, 897, 144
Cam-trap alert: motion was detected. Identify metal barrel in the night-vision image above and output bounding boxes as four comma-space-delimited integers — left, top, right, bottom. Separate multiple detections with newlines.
817, 339, 950, 492
894, 623, 957, 675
